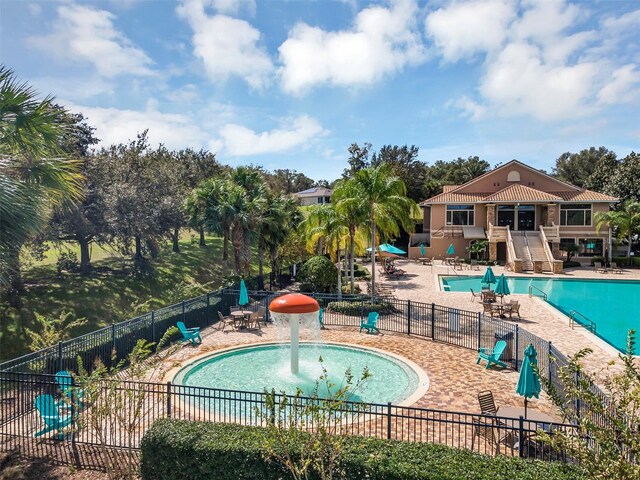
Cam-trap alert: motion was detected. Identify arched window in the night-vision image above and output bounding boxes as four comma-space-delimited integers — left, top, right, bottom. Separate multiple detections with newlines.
507, 170, 520, 182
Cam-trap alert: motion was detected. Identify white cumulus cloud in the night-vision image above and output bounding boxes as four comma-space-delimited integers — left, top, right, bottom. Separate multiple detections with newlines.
597, 64, 640, 105
218, 116, 327, 156
278, 0, 425, 95
177, 0, 273, 89
29, 3, 154, 78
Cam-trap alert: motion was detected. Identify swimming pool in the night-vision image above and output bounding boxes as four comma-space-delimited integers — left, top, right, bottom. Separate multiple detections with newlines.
441, 276, 640, 353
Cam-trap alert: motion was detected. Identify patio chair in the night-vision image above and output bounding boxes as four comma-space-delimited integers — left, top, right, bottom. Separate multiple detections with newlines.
470, 416, 502, 454
593, 262, 608, 274
470, 288, 482, 303
470, 259, 480, 270
247, 311, 262, 331
217, 311, 233, 333
477, 390, 497, 415
481, 291, 496, 303
421, 257, 433, 266
476, 340, 508, 369
176, 321, 202, 346
256, 306, 267, 324
359, 312, 380, 334
507, 300, 521, 319
610, 262, 623, 274
482, 302, 495, 318
34, 394, 72, 439
55, 371, 84, 409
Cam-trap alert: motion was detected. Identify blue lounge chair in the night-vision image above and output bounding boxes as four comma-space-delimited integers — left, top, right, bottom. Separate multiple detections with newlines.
476, 340, 508, 369
55, 370, 84, 409
318, 308, 325, 329
34, 394, 72, 439
359, 312, 380, 334
177, 321, 202, 346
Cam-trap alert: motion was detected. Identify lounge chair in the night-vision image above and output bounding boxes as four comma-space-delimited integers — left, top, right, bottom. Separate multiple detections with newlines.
359, 312, 380, 334
477, 390, 497, 415
176, 321, 202, 346
55, 371, 84, 409
318, 308, 325, 329
470, 288, 482, 302
34, 394, 72, 439
507, 301, 521, 319
610, 262, 623, 274
469, 259, 480, 270
593, 262, 608, 274
476, 340, 508, 369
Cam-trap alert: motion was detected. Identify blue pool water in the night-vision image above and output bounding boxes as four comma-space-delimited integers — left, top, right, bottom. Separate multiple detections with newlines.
441, 276, 640, 352
174, 343, 421, 409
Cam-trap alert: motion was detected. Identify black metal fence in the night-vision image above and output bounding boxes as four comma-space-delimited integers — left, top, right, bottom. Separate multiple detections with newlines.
0, 287, 607, 464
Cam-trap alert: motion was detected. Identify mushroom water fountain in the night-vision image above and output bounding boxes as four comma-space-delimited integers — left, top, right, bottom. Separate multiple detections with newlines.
269, 293, 320, 374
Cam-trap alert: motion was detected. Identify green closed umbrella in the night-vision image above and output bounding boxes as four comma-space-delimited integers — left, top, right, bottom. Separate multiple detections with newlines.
516, 344, 541, 418
481, 267, 496, 286
420, 243, 426, 256
494, 274, 510, 301
447, 243, 455, 256
239, 279, 249, 306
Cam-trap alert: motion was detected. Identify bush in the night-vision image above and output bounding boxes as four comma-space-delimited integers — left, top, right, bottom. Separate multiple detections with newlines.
342, 283, 361, 294
563, 261, 581, 268
327, 300, 397, 316
56, 251, 79, 275
298, 256, 337, 293
589, 256, 606, 266
353, 264, 370, 278
141, 420, 583, 480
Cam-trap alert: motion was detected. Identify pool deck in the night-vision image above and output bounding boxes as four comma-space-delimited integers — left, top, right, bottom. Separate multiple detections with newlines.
364, 260, 640, 376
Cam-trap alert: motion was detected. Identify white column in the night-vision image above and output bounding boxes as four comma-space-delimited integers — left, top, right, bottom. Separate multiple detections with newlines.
290, 314, 300, 374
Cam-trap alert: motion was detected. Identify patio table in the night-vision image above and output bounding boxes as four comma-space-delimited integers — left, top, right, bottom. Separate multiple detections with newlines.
490, 303, 511, 319
230, 310, 253, 329
496, 406, 560, 456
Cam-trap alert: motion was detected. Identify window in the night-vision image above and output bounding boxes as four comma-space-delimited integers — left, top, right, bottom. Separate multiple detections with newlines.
560, 238, 576, 249
446, 205, 474, 225
560, 204, 592, 226
578, 238, 603, 257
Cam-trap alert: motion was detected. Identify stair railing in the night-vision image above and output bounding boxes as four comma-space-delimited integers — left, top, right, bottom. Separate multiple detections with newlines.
569, 310, 596, 333
538, 225, 556, 270
528, 284, 548, 300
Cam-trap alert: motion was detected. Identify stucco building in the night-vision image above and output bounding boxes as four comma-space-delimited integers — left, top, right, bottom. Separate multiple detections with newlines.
294, 187, 332, 206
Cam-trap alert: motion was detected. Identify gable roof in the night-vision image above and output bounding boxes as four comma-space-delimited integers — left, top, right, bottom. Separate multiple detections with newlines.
483, 184, 563, 203
295, 187, 332, 197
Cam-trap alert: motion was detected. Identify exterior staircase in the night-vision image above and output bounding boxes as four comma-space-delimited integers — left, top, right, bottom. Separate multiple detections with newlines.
510, 231, 552, 272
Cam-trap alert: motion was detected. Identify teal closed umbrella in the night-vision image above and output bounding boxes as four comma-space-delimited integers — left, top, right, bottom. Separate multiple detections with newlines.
494, 274, 510, 301
447, 243, 455, 256
239, 279, 249, 306
420, 243, 426, 256
516, 344, 541, 418
481, 267, 496, 286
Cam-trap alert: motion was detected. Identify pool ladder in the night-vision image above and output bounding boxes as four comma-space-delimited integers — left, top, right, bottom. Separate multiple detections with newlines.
569, 310, 596, 333
528, 285, 548, 301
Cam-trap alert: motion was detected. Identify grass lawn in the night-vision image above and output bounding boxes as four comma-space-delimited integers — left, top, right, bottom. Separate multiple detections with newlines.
0, 232, 268, 362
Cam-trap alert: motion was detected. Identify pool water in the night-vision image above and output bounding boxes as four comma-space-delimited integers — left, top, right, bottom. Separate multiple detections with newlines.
441, 276, 640, 352
174, 343, 421, 406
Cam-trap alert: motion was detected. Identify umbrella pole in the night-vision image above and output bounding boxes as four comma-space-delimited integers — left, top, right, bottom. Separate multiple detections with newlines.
524, 398, 528, 418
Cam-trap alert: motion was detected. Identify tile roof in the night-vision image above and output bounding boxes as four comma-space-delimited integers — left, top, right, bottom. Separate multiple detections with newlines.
550, 190, 618, 202
442, 185, 460, 193
419, 191, 492, 205
295, 187, 332, 196
483, 184, 563, 202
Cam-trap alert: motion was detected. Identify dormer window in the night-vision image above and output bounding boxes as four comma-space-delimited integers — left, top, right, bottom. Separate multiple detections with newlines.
507, 171, 520, 182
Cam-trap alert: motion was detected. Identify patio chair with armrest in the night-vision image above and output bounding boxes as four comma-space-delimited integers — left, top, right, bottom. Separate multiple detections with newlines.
176, 321, 202, 346
248, 311, 262, 331
477, 390, 498, 415
471, 416, 503, 454
593, 262, 608, 274
34, 394, 72, 439
610, 262, 623, 274
359, 312, 380, 334
470, 259, 480, 270
507, 301, 521, 319
482, 302, 496, 318
55, 371, 84, 409
476, 340, 508, 369
481, 291, 496, 303
217, 311, 233, 333
470, 289, 482, 302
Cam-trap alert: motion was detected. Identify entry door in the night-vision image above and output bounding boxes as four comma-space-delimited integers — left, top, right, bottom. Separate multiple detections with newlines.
517, 205, 536, 231
497, 206, 515, 229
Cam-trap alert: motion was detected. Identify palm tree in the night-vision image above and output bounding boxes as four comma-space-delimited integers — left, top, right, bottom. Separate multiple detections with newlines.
337, 164, 419, 300
303, 203, 349, 297
184, 184, 209, 247
595, 200, 640, 257
333, 179, 368, 293
0, 67, 82, 303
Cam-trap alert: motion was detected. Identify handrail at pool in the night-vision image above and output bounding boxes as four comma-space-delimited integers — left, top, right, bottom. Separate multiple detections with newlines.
528, 285, 548, 300
569, 310, 596, 333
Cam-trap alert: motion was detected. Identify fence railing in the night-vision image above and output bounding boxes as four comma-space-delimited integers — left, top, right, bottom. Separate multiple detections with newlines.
0, 287, 610, 464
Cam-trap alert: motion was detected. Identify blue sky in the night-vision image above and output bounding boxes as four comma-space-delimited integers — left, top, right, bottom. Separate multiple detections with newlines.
1, 0, 638, 182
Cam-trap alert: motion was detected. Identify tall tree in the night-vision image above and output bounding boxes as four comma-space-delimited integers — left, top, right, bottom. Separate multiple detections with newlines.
370, 145, 426, 202
584, 151, 619, 193
0, 67, 83, 304
422, 156, 490, 198
267, 169, 314, 194
553, 147, 614, 188
604, 152, 640, 202
336, 164, 418, 299
341, 142, 372, 179
595, 200, 640, 257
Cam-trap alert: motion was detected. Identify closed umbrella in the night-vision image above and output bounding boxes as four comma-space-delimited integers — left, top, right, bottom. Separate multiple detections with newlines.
481, 267, 496, 286
516, 344, 541, 418
239, 279, 249, 306
494, 274, 510, 302
447, 243, 455, 256
420, 243, 426, 256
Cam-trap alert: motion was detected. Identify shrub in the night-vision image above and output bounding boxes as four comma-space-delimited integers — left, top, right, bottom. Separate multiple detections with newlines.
327, 300, 397, 316
141, 420, 583, 480
298, 256, 337, 293
342, 283, 361, 294
563, 261, 581, 268
56, 251, 79, 275
590, 256, 605, 266
353, 264, 370, 278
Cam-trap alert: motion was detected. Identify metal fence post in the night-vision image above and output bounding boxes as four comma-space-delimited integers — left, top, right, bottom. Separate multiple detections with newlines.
206, 292, 210, 325
166, 382, 172, 418
431, 303, 435, 339
151, 311, 156, 344
57, 341, 63, 373
182, 300, 186, 323
387, 402, 392, 440
518, 416, 525, 457
575, 371, 581, 420
110, 322, 116, 368
477, 312, 482, 350
548, 341, 553, 381
514, 324, 520, 372
407, 300, 411, 336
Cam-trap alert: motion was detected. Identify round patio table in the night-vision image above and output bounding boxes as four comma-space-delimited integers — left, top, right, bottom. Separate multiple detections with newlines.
230, 310, 253, 329
496, 406, 558, 425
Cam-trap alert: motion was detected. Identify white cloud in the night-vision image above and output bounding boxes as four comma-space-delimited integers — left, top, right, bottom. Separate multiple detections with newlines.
278, 0, 425, 95
29, 4, 154, 78
597, 64, 640, 105
210, 0, 256, 16
218, 115, 327, 156
177, 0, 273, 88
425, 0, 516, 62
28, 3, 42, 16
66, 101, 210, 151
451, 96, 486, 120
602, 9, 640, 31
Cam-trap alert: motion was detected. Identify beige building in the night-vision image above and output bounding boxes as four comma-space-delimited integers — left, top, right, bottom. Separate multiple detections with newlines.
294, 187, 332, 206
410, 160, 618, 273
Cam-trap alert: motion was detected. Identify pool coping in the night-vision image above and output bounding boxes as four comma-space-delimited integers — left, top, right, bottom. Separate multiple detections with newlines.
164, 340, 431, 407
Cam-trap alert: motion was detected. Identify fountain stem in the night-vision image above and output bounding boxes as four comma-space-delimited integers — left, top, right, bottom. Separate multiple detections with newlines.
290, 314, 300, 374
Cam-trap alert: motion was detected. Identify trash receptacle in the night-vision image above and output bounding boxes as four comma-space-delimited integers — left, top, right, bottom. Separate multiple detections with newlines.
494, 331, 514, 361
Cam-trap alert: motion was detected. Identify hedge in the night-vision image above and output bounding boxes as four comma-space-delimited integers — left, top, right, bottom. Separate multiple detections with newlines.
327, 300, 397, 316
141, 420, 584, 480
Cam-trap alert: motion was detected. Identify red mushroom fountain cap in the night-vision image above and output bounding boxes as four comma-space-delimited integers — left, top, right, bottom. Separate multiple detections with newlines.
269, 293, 320, 314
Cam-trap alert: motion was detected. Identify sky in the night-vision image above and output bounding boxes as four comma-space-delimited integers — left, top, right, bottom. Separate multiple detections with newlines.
1, 0, 639, 182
